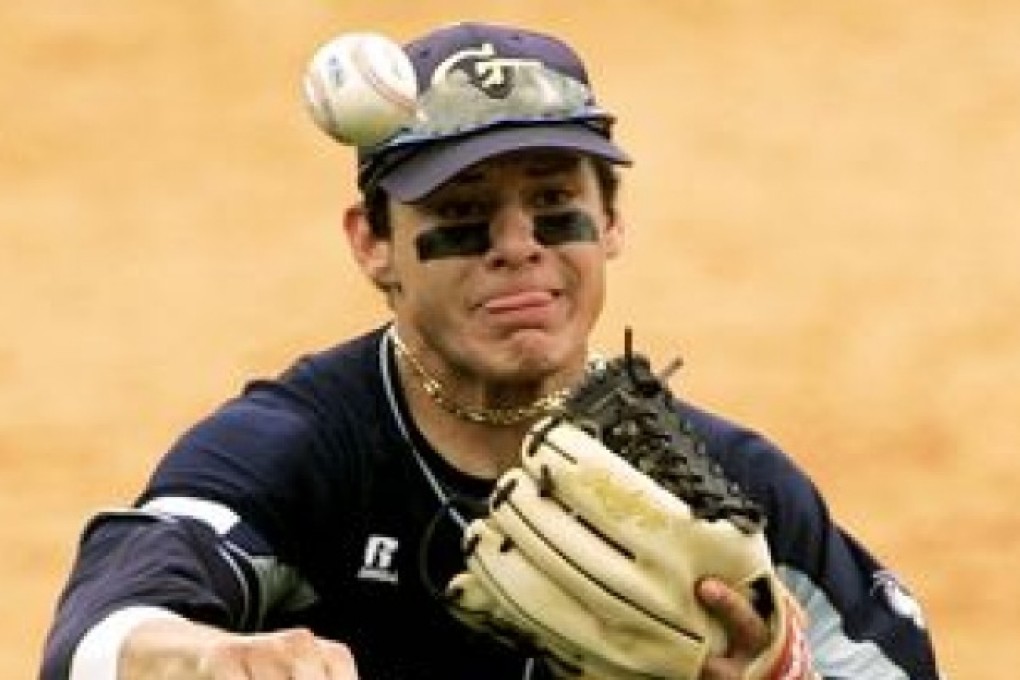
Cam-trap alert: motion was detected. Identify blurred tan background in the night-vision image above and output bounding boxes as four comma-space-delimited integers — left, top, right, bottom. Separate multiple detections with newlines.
3, 1, 1017, 677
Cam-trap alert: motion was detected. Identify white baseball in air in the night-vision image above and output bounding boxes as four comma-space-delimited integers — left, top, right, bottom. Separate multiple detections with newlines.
303, 32, 418, 147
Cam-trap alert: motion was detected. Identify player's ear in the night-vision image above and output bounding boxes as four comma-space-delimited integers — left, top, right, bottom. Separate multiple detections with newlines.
603, 211, 625, 259
343, 202, 396, 293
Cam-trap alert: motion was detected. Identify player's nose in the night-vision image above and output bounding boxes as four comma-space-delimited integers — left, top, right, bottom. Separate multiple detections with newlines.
485, 206, 543, 269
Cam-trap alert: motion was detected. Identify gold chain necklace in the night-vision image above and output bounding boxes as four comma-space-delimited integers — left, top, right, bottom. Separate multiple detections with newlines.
389, 329, 570, 426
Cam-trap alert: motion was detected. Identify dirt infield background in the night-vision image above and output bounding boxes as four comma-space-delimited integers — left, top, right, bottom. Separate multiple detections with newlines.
3, 1, 1018, 677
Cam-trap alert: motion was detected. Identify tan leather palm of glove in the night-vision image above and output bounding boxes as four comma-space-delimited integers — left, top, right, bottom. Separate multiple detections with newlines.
446, 324, 820, 680
446, 418, 812, 680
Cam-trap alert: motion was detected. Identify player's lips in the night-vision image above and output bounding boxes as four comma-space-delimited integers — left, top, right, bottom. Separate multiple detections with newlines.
482, 289, 558, 313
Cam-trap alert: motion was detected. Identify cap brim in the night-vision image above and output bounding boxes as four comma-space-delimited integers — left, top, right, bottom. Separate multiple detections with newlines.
377, 123, 632, 202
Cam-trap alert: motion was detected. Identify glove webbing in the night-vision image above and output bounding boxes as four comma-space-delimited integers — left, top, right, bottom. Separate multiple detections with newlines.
548, 331, 765, 534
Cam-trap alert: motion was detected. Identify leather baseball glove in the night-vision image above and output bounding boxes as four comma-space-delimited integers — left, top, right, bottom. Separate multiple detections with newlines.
444, 333, 812, 679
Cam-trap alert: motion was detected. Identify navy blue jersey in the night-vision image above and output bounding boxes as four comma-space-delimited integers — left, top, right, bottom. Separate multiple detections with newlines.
40, 326, 941, 679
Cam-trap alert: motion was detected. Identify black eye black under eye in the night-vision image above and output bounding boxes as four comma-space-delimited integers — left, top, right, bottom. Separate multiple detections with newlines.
413, 211, 600, 262
533, 211, 598, 246
415, 222, 491, 260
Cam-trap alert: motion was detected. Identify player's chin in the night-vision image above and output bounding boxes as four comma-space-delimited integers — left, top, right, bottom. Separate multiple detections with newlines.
504, 324, 590, 374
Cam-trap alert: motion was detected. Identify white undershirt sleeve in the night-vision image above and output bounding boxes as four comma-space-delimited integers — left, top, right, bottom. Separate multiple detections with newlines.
69, 606, 185, 680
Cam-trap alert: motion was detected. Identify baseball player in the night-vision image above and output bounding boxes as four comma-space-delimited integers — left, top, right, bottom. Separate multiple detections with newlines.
40, 21, 942, 680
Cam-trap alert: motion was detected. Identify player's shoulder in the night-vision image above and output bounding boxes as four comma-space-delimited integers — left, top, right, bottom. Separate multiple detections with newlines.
160, 326, 391, 475
149, 326, 394, 521
240, 325, 389, 416
675, 400, 786, 466
278, 325, 388, 387
674, 400, 820, 515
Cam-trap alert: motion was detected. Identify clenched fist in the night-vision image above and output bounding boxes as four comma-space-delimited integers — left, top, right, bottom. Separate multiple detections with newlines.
121, 618, 357, 679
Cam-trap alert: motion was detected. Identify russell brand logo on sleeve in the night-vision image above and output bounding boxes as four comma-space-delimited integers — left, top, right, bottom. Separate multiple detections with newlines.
357, 534, 400, 584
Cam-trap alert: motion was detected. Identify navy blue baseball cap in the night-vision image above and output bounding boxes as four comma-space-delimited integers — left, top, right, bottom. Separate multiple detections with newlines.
358, 22, 631, 202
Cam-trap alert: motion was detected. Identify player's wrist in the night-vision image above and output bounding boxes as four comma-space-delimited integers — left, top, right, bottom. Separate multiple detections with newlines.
755, 606, 812, 680
70, 606, 185, 680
